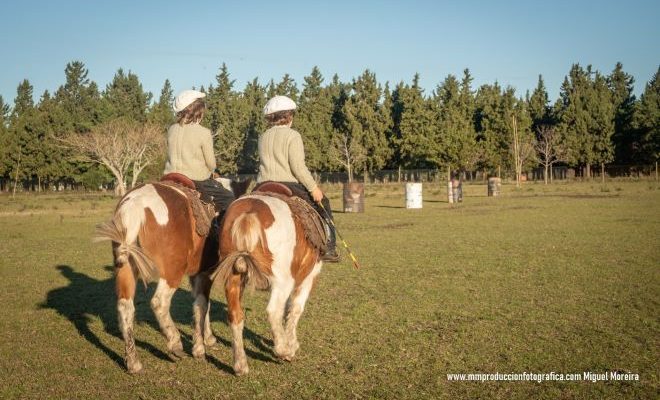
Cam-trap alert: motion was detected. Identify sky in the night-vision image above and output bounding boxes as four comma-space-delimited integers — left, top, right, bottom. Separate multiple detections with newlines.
1, 0, 659, 107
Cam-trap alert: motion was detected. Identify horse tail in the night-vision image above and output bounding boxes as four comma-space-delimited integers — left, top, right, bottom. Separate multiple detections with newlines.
94, 211, 159, 285
212, 211, 269, 290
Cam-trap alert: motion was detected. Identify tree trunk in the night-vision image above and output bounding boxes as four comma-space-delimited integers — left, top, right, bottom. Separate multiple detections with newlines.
114, 172, 127, 196
601, 163, 605, 184
447, 167, 453, 204
585, 164, 591, 179
550, 165, 554, 183
12, 151, 22, 198
544, 164, 549, 185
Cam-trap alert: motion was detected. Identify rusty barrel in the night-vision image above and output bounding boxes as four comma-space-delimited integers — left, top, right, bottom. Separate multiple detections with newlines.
343, 182, 365, 213
488, 177, 501, 197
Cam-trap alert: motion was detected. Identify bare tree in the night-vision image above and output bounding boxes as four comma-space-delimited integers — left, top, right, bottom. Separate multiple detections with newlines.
330, 130, 366, 183
511, 115, 537, 187
62, 119, 165, 195
535, 125, 567, 184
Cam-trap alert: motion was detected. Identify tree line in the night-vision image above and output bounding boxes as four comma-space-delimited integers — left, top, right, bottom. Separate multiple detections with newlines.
0, 61, 658, 192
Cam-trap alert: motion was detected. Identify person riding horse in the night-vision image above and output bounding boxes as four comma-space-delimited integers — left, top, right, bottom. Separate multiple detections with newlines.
164, 89, 234, 214
257, 95, 340, 262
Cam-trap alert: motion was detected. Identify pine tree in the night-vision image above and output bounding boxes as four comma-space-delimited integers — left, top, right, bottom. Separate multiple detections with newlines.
557, 64, 615, 177
238, 78, 266, 173
589, 71, 615, 172
148, 79, 175, 129
607, 62, 636, 163
0, 96, 10, 186
557, 64, 594, 175
11, 80, 34, 120
529, 75, 552, 131
296, 67, 335, 171
102, 68, 152, 122
275, 74, 299, 101
432, 69, 478, 171
633, 66, 660, 164
6, 80, 41, 190
204, 63, 243, 173
55, 61, 102, 133
392, 74, 435, 168
340, 69, 391, 178
475, 82, 505, 172
380, 82, 395, 169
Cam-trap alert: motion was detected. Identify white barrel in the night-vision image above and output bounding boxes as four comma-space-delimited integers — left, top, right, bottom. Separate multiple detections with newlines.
405, 183, 423, 209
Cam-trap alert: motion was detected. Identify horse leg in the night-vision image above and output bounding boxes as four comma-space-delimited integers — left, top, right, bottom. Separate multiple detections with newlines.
267, 280, 294, 360
116, 263, 141, 373
284, 262, 322, 360
150, 278, 185, 359
204, 304, 217, 347
226, 273, 249, 375
190, 273, 213, 359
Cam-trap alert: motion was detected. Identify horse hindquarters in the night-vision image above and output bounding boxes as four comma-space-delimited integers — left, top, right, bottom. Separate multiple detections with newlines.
219, 195, 322, 374
96, 219, 151, 374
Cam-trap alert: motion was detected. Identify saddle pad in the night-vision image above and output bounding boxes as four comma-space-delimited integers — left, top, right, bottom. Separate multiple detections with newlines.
253, 191, 327, 252
157, 181, 215, 237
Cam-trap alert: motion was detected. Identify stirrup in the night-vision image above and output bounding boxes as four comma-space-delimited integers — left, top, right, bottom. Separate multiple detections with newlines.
321, 250, 340, 263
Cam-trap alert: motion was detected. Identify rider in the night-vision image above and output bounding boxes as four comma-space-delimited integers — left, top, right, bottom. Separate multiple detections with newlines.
164, 89, 234, 214
257, 95, 340, 262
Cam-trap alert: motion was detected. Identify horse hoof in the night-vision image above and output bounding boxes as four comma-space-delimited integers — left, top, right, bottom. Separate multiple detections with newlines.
275, 351, 295, 362
192, 348, 206, 360
169, 349, 187, 360
234, 364, 249, 376
127, 360, 144, 374
204, 336, 218, 348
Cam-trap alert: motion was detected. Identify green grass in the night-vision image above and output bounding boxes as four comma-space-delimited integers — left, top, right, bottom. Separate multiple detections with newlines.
0, 181, 658, 399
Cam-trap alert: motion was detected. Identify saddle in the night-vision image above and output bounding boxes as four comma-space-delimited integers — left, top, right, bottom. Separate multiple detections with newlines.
159, 173, 215, 237
252, 182, 328, 252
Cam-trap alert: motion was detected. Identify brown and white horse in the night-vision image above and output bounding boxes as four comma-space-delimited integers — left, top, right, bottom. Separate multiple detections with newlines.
214, 190, 324, 375
95, 178, 249, 373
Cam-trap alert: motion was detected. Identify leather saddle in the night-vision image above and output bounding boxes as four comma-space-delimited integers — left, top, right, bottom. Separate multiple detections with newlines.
161, 173, 196, 190
252, 181, 293, 197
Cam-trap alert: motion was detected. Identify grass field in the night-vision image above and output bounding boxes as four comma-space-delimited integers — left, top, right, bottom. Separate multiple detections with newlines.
0, 180, 658, 399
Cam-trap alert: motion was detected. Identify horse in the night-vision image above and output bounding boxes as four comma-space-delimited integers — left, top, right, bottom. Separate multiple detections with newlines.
94, 176, 251, 374
212, 183, 326, 375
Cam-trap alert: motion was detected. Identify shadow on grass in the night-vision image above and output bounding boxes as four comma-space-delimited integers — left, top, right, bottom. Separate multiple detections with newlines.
40, 264, 276, 373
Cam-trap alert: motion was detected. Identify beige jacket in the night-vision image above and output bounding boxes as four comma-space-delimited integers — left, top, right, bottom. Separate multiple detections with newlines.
257, 125, 317, 192
163, 123, 216, 181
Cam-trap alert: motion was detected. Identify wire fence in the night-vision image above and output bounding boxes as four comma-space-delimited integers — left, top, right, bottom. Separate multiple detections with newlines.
1, 164, 658, 193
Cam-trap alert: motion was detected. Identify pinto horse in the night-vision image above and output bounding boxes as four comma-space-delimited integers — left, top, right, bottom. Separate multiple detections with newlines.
213, 184, 325, 375
95, 177, 250, 373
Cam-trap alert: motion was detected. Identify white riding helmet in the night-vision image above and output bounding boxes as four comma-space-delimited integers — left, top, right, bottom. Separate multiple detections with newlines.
263, 95, 297, 115
173, 90, 206, 112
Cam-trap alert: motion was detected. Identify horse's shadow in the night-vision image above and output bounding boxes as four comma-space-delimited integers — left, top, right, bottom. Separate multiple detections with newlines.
40, 265, 276, 373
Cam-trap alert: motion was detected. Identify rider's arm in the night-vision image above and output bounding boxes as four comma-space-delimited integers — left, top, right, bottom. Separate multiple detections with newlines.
202, 130, 216, 175
288, 132, 318, 193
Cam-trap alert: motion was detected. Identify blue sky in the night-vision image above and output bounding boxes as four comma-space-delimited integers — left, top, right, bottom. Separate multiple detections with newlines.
2, 0, 658, 106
